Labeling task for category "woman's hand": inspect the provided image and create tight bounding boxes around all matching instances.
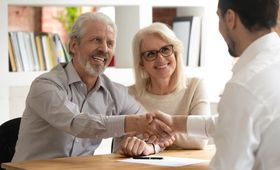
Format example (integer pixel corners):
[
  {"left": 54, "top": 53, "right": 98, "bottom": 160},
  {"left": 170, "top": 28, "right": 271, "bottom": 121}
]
[
  {"left": 117, "top": 136, "right": 155, "bottom": 157},
  {"left": 158, "top": 135, "right": 175, "bottom": 148}
]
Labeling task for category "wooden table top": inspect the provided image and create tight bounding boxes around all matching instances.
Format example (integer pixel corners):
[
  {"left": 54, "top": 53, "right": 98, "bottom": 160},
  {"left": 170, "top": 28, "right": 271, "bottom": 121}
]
[{"left": 2, "top": 145, "right": 215, "bottom": 170}]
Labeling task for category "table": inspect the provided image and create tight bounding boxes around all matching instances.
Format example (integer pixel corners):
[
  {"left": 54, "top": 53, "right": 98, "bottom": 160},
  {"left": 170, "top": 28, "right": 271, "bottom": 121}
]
[{"left": 1, "top": 145, "right": 215, "bottom": 170}]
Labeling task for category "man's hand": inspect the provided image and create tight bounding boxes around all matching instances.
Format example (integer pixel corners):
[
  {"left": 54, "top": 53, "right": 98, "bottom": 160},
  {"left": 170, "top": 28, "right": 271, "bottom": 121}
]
[
  {"left": 124, "top": 114, "right": 174, "bottom": 142},
  {"left": 117, "top": 136, "right": 154, "bottom": 156},
  {"left": 146, "top": 111, "right": 187, "bottom": 134}
]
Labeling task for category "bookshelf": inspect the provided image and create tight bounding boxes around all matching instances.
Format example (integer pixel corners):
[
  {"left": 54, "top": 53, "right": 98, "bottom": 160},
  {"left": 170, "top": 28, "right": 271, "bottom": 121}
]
[{"left": 0, "top": 0, "right": 227, "bottom": 124}]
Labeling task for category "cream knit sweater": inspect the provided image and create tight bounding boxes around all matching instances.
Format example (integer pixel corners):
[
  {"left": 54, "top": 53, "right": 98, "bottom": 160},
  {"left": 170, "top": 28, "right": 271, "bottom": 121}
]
[{"left": 129, "top": 77, "right": 210, "bottom": 149}]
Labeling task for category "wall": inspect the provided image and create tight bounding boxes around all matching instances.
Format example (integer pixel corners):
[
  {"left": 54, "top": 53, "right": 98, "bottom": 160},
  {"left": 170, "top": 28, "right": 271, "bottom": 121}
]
[
  {"left": 8, "top": 6, "right": 41, "bottom": 32},
  {"left": 153, "top": 7, "right": 176, "bottom": 27},
  {"left": 41, "top": 7, "right": 67, "bottom": 43}
]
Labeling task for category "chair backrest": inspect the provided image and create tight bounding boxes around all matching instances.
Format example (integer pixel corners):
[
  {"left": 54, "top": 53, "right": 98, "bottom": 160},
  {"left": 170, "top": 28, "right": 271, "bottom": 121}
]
[{"left": 0, "top": 117, "right": 21, "bottom": 168}]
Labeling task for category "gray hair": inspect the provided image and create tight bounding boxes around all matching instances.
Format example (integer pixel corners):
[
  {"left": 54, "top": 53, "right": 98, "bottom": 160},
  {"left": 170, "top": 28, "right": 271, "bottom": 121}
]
[
  {"left": 68, "top": 12, "right": 117, "bottom": 54},
  {"left": 132, "top": 22, "right": 186, "bottom": 97}
]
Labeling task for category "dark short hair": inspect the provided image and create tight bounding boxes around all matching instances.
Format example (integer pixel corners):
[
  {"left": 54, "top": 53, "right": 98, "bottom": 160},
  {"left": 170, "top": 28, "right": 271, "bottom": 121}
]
[{"left": 218, "top": 0, "right": 279, "bottom": 31}]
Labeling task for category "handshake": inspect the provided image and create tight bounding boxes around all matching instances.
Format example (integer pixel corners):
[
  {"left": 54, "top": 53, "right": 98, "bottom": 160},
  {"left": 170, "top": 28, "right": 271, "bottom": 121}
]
[
  {"left": 125, "top": 111, "right": 187, "bottom": 146},
  {"left": 122, "top": 111, "right": 214, "bottom": 156}
]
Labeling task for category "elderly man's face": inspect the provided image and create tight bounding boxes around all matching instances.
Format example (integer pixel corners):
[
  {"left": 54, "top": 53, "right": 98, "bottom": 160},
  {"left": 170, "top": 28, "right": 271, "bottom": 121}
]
[{"left": 72, "top": 21, "right": 115, "bottom": 76}]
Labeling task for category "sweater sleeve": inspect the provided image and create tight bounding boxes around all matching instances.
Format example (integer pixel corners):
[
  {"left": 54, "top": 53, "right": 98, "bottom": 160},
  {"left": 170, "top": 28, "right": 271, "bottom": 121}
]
[{"left": 169, "top": 78, "right": 211, "bottom": 149}]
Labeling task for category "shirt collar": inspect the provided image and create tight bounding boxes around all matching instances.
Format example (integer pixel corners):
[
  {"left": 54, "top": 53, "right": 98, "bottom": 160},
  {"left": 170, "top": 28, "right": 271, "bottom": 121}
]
[
  {"left": 65, "top": 62, "right": 106, "bottom": 90},
  {"left": 232, "top": 32, "right": 280, "bottom": 75},
  {"left": 65, "top": 62, "right": 82, "bottom": 85}
]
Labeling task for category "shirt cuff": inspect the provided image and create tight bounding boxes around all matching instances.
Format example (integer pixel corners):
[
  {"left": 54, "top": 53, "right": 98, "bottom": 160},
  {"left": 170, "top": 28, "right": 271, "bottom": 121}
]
[
  {"left": 154, "top": 144, "right": 161, "bottom": 154},
  {"left": 187, "top": 115, "right": 208, "bottom": 139},
  {"left": 107, "top": 115, "right": 126, "bottom": 137}
]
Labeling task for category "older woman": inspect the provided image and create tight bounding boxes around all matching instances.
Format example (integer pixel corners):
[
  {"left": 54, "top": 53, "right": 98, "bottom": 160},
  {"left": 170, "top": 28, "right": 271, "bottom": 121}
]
[{"left": 117, "top": 22, "right": 210, "bottom": 156}]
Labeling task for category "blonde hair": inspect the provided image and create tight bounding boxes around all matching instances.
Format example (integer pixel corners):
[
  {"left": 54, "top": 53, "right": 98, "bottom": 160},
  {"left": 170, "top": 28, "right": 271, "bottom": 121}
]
[{"left": 132, "top": 22, "right": 186, "bottom": 97}]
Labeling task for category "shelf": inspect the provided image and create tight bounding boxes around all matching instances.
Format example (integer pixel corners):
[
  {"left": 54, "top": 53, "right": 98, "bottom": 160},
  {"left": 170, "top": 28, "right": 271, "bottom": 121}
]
[
  {"left": 8, "top": 71, "right": 46, "bottom": 86},
  {"left": 5, "top": 0, "right": 207, "bottom": 7}
]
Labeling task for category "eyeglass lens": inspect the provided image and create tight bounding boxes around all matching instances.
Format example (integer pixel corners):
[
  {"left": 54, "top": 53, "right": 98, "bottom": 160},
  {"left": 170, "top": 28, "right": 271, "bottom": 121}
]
[{"left": 142, "top": 44, "right": 173, "bottom": 61}]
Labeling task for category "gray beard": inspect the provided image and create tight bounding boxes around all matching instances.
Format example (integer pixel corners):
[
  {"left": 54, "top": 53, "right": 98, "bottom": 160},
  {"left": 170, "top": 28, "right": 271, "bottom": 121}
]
[
  {"left": 77, "top": 55, "right": 105, "bottom": 76},
  {"left": 84, "top": 61, "right": 105, "bottom": 76}
]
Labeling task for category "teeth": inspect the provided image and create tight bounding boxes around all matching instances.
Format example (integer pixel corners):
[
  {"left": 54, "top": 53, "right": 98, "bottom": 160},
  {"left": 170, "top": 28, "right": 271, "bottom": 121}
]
[
  {"left": 92, "top": 56, "right": 105, "bottom": 62},
  {"left": 156, "top": 64, "right": 167, "bottom": 69}
]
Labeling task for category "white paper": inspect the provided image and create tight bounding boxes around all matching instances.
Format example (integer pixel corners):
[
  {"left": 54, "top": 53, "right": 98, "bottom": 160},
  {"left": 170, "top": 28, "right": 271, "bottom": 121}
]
[{"left": 118, "top": 156, "right": 208, "bottom": 167}]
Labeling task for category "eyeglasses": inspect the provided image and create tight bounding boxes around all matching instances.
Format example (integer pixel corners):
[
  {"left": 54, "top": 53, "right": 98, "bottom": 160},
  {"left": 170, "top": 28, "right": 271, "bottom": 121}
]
[{"left": 141, "top": 44, "right": 174, "bottom": 62}]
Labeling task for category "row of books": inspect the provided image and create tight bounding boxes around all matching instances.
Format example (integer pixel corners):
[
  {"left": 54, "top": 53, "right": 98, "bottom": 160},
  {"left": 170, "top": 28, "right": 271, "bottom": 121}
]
[
  {"left": 8, "top": 32, "right": 71, "bottom": 72},
  {"left": 173, "top": 15, "right": 202, "bottom": 67}
]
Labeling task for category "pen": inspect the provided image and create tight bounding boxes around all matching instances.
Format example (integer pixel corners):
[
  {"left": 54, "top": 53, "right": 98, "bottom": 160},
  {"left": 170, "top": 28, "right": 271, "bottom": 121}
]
[{"left": 132, "top": 156, "right": 163, "bottom": 160}]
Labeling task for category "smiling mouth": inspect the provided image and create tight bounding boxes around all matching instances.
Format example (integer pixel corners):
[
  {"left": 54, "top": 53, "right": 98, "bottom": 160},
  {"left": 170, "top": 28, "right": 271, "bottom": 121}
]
[
  {"left": 155, "top": 63, "right": 169, "bottom": 69},
  {"left": 93, "top": 56, "right": 105, "bottom": 62},
  {"left": 91, "top": 55, "right": 107, "bottom": 63}
]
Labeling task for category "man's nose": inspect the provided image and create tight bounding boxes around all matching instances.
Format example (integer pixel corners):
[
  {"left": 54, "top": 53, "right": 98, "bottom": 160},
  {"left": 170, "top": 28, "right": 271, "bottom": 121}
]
[{"left": 98, "top": 41, "right": 108, "bottom": 52}]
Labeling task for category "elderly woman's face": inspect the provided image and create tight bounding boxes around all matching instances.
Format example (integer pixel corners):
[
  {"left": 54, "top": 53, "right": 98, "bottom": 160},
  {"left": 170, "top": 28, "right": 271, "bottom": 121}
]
[{"left": 140, "top": 34, "right": 176, "bottom": 82}]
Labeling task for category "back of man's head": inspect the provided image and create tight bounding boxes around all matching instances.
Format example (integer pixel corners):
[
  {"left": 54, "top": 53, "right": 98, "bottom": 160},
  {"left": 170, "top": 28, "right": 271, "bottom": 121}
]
[{"left": 218, "top": 0, "right": 279, "bottom": 31}]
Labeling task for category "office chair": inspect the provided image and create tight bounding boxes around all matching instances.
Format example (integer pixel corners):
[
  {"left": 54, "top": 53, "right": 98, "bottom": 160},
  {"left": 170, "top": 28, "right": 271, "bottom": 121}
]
[{"left": 0, "top": 117, "right": 21, "bottom": 169}]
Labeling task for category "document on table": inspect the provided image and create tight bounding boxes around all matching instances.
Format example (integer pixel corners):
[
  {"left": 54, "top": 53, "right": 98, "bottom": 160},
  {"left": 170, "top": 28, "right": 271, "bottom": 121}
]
[{"left": 118, "top": 156, "right": 208, "bottom": 167}]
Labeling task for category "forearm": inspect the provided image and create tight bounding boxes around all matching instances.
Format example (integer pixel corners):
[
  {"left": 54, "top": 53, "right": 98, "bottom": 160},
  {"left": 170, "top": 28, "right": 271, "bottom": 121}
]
[
  {"left": 124, "top": 114, "right": 146, "bottom": 134},
  {"left": 187, "top": 115, "right": 218, "bottom": 138},
  {"left": 170, "top": 134, "right": 208, "bottom": 149},
  {"left": 172, "top": 115, "right": 187, "bottom": 133},
  {"left": 70, "top": 114, "right": 126, "bottom": 138}
]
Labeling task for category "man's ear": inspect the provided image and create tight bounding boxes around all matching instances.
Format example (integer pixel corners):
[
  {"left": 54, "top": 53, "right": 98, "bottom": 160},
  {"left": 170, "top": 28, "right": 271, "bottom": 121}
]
[
  {"left": 224, "top": 9, "right": 237, "bottom": 30},
  {"left": 69, "top": 39, "right": 78, "bottom": 55}
]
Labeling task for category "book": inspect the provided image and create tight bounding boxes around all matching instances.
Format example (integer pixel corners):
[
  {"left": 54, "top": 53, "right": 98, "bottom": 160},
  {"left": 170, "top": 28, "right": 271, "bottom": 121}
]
[
  {"left": 9, "top": 32, "right": 24, "bottom": 72},
  {"left": 8, "top": 31, "right": 66, "bottom": 72},
  {"left": 29, "top": 32, "right": 40, "bottom": 71},
  {"left": 16, "top": 32, "right": 31, "bottom": 71},
  {"left": 62, "top": 43, "right": 71, "bottom": 63},
  {"left": 54, "top": 34, "right": 71, "bottom": 63},
  {"left": 35, "top": 35, "right": 46, "bottom": 71},
  {"left": 8, "top": 34, "right": 17, "bottom": 72},
  {"left": 46, "top": 33, "right": 58, "bottom": 68},
  {"left": 52, "top": 33, "right": 66, "bottom": 63},
  {"left": 40, "top": 33, "right": 52, "bottom": 70},
  {"left": 22, "top": 32, "right": 35, "bottom": 71}
]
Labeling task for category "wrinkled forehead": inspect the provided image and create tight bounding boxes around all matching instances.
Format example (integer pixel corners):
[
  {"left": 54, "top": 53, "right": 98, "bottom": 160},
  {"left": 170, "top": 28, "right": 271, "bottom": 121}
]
[
  {"left": 140, "top": 33, "right": 167, "bottom": 50},
  {"left": 81, "top": 20, "right": 115, "bottom": 39}
]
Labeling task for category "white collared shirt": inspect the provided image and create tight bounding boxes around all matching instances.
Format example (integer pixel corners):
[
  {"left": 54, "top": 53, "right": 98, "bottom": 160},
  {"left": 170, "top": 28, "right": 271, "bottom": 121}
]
[
  {"left": 208, "top": 32, "right": 280, "bottom": 170},
  {"left": 187, "top": 115, "right": 217, "bottom": 139}
]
